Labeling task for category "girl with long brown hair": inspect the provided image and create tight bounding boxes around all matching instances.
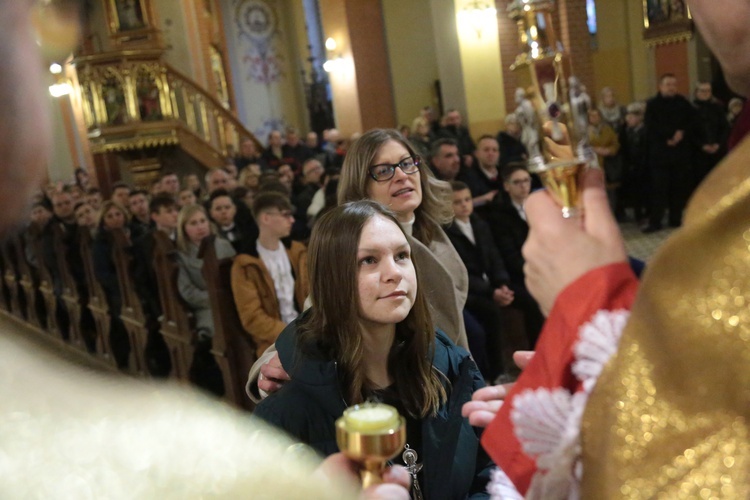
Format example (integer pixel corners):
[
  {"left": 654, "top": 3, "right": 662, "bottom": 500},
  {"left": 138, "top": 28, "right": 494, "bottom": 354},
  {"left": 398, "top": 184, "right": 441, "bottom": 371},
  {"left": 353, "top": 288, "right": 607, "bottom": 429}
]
[{"left": 253, "top": 201, "right": 492, "bottom": 499}]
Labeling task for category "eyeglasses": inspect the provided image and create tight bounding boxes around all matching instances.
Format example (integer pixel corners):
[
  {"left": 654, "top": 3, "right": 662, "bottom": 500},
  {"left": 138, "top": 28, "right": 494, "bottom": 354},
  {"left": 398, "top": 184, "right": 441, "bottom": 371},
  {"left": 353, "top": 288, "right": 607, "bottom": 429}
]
[{"left": 368, "top": 156, "right": 421, "bottom": 182}]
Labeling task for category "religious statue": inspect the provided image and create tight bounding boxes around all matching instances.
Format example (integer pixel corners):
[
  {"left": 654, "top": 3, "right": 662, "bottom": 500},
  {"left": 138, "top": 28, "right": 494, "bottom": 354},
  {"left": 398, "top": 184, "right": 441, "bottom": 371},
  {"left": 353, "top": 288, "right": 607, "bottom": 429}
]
[
  {"left": 514, "top": 87, "right": 541, "bottom": 158},
  {"left": 568, "top": 76, "right": 591, "bottom": 138}
]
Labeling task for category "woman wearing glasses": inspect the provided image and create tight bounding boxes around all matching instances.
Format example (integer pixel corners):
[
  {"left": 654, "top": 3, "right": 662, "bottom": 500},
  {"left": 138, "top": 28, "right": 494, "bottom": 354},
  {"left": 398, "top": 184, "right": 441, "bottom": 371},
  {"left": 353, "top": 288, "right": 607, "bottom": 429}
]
[
  {"left": 253, "top": 201, "right": 492, "bottom": 499},
  {"left": 338, "top": 128, "right": 469, "bottom": 350}
]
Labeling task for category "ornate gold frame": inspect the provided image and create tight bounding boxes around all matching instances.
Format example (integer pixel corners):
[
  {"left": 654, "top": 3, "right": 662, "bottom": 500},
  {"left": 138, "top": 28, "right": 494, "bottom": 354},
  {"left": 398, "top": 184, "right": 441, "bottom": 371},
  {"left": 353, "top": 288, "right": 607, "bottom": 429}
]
[
  {"left": 642, "top": 0, "right": 693, "bottom": 46},
  {"left": 106, "top": 0, "right": 158, "bottom": 46}
]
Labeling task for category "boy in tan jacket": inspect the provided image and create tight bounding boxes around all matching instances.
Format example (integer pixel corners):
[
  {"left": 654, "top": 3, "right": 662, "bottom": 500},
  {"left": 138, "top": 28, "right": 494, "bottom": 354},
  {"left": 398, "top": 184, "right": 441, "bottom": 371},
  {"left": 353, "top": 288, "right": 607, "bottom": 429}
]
[{"left": 231, "top": 192, "right": 308, "bottom": 357}]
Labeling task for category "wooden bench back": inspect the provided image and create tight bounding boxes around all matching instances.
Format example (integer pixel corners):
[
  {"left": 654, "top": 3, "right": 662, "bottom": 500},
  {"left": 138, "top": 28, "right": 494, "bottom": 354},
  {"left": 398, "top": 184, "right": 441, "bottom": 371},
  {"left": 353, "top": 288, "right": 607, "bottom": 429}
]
[
  {"left": 13, "top": 233, "right": 44, "bottom": 329},
  {"left": 51, "top": 223, "right": 87, "bottom": 350},
  {"left": 152, "top": 231, "right": 195, "bottom": 380},
  {"left": 1, "top": 237, "right": 25, "bottom": 319},
  {"left": 79, "top": 229, "right": 114, "bottom": 365},
  {"left": 29, "top": 229, "right": 61, "bottom": 339},
  {"left": 200, "top": 235, "right": 256, "bottom": 410},
  {"left": 110, "top": 228, "right": 149, "bottom": 374}
]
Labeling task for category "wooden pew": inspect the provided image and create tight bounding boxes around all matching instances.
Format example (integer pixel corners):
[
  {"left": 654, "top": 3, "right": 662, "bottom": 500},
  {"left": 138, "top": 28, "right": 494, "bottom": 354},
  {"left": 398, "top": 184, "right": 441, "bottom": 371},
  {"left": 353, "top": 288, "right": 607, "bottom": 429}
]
[
  {"left": 200, "top": 235, "right": 256, "bottom": 411},
  {"left": 0, "top": 244, "right": 9, "bottom": 313},
  {"left": 29, "top": 231, "right": 61, "bottom": 339},
  {"left": 152, "top": 231, "right": 195, "bottom": 381},
  {"left": 79, "top": 229, "right": 115, "bottom": 366},
  {"left": 14, "top": 233, "right": 45, "bottom": 329},
  {"left": 1, "top": 237, "right": 25, "bottom": 319},
  {"left": 110, "top": 228, "right": 149, "bottom": 375},
  {"left": 51, "top": 223, "right": 87, "bottom": 351}
]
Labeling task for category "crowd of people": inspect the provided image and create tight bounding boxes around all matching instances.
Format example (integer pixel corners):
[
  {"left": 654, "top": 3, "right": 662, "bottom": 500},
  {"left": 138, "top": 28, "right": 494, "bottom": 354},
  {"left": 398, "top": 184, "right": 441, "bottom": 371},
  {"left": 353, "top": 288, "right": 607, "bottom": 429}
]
[
  {"left": 579, "top": 77, "right": 736, "bottom": 232},
  {"left": 19, "top": 75, "right": 746, "bottom": 391},
  {"left": 21, "top": 107, "right": 566, "bottom": 388}
]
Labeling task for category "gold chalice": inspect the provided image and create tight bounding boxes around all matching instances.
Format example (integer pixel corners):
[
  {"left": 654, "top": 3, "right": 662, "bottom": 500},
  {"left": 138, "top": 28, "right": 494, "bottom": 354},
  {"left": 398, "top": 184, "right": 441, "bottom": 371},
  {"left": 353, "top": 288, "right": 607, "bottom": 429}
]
[
  {"left": 507, "top": 0, "right": 594, "bottom": 217},
  {"left": 528, "top": 134, "right": 590, "bottom": 219},
  {"left": 529, "top": 158, "right": 586, "bottom": 218},
  {"left": 335, "top": 403, "right": 406, "bottom": 488}
]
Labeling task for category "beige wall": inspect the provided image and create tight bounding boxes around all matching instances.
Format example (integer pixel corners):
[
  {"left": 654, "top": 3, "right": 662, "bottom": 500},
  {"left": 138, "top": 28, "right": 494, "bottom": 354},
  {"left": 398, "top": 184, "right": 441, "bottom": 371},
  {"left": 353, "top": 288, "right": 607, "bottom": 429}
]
[
  {"left": 589, "top": 0, "right": 656, "bottom": 105},
  {"left": 280, "top": 0, "right": 311, "bottom": 133},
  {"left": 625, "top": 0, "right": 655, "bottom": 101},
  {"left": 454, "top": 0, "right": 506, "bottom": 138},
  {"left": 46, "top": 92, "right": 76, "bottom": 183},
  {"left": 591, "top": 0, "right": 632, "bottom": 103},
  {"left": 319, "top": 0, "right": 362, "bottom": 135},
  {"left": 429, "top": 0, "right": 467, "bottom": 117},
  {"left": 156, "top": 0, "right": 198, "bottom": 81},
  {"left": 382, "top": 0, "right": 440, "bottom": 128}
]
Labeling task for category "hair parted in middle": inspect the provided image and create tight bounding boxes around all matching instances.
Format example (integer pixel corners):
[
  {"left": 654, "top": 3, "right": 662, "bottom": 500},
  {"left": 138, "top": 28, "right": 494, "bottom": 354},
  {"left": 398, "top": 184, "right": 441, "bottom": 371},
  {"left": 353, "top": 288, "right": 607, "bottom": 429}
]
[
  {"left": 298, "top": 200, "right": 447, "bottom": 419},
  {"left": 97, "top": 200, "right": 131, "bottom": 231},
  {"left": 337, "top": 128, "right": 453, "bottom": 246},
  {"left": 176, "top": 203, "right": 215, "bottom": 253}
]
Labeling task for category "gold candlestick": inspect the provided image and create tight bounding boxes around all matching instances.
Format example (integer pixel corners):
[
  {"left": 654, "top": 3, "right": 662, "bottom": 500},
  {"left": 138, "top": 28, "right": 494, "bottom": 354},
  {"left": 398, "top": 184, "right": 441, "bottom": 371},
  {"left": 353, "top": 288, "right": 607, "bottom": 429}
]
[
  {"left": 507, "top": 0, "right": 591, "bottom": 218},
  {"left": 335, "top": 403, "right": 406, "bottom": 488}
]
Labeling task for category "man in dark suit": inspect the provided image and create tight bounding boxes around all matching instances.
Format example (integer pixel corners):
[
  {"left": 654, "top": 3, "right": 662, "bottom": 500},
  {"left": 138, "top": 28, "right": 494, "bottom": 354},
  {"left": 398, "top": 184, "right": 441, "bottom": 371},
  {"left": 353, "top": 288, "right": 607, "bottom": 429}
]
[
  {"left": 41, "top": 189, "right": 80, "bottom": 339},
  {"left": 437, "top": 109, "right": 476, "bottom": 168},
  {"left": 281, "top": 127, "right": 314, "bottom": 171},
  {"left": 458, "top": 135, "right": 504, "bottom": 219},
  {"left": 206, "top": 189, "right": 258, "bottom": 254},
  {"left": 485, "top": 165, "right": 545, "bottom": 345},
  {"left": 643, "top": 73, "right": 698, "bottom": 231},
  {"left": 132, "top": 194, "right": 179, "bottom": 320},
  {"left": 131, "top": 194, "right": 178, "bottom": 377},
  {"left": 486, "top": 164, "right": 530, "bottom": 286},
  {"left": 692, "top": 82, "right": 729, "bottom": 188}
]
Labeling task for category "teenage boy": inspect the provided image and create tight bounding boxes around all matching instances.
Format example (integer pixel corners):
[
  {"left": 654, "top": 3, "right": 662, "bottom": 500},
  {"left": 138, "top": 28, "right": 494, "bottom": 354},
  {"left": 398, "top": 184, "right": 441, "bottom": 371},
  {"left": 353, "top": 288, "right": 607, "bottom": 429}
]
[{"left": 231, "top": 192, "right": 308, "bottom": 357}]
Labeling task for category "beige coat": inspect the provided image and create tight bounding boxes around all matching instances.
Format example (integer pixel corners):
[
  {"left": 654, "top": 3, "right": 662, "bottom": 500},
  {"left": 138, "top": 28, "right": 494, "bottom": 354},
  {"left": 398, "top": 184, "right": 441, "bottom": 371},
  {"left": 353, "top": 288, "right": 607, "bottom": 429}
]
[{"left": 410, "top": 227, "right": 469, "bottom": 349}]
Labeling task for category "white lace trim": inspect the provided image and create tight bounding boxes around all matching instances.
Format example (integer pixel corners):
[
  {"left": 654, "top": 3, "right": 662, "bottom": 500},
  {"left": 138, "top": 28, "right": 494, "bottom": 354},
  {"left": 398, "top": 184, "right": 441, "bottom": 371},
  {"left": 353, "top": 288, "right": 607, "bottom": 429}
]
[
  {"left": 488, "top": 468, "right": 524, "bottom": 500},
  {"left": 488, "top": 309, "right": 630, "bottom": 499}
]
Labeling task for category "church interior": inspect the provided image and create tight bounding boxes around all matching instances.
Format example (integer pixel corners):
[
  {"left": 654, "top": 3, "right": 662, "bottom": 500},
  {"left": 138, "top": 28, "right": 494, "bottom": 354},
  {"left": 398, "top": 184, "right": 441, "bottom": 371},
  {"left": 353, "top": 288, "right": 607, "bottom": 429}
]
[{"left": 39, "top": 0, "right": 722, "bottom": 193}]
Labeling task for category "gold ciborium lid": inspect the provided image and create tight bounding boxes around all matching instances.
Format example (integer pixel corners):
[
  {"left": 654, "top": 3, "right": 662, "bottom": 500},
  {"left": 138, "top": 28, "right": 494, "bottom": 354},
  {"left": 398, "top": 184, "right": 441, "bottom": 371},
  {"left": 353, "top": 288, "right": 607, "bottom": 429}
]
[{"left": 335, "top": 402, "right": 406, "bottom": 488}]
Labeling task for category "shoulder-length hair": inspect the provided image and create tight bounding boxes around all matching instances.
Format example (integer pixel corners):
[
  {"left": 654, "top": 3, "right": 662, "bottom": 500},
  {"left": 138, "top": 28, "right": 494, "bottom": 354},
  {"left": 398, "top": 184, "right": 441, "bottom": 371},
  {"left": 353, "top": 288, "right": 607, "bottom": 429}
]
[
  {"left": 337, "top": 129, "right": 453, "bottom": 246},
  {"left": 299, "top": 200, "right": 447, "bottom": 418},
  {"left": 176, "top": 204, "right": 214, "bottom": 253},
  {"left": 97, "top": 200, "right": 131, "bottom": 231}
]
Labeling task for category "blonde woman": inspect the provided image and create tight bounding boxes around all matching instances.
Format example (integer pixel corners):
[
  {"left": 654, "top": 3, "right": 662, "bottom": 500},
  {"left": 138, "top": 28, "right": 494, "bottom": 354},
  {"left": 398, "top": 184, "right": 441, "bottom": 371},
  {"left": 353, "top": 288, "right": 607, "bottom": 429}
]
[{"left": 175, "top": 204, "right": 236, "bottom": 340}]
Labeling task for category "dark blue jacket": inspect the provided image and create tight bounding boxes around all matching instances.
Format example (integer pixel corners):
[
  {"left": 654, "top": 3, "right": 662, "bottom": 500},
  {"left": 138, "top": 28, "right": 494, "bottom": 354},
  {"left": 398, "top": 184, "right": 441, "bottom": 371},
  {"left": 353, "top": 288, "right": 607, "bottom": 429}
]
[{"left": 254, "top": 317, "right": 493, "bottom": 499}]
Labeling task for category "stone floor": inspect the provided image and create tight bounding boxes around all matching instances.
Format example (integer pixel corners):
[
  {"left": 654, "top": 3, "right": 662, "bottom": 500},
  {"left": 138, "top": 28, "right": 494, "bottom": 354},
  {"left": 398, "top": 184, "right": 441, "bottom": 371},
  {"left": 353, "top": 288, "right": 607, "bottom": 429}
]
[{"left": 620, "top": 221, "right": 676, "bottom": 262}]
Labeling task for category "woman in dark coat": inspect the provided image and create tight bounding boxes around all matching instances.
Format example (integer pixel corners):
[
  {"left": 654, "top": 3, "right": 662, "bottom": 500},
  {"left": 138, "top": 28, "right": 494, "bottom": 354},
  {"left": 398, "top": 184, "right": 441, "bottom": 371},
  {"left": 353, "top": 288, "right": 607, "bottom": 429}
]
[
  {"left": 254, "top": 201, "right": 493, "bottom": 499},
  {"left": 92, "top": 200, "right": 132, "bottom": 369}
]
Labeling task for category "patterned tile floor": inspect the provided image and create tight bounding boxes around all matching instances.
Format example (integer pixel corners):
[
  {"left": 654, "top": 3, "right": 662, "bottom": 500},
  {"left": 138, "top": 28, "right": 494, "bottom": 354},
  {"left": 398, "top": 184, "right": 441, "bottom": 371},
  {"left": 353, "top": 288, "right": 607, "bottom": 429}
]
[{"left": 620, "top": 221, "right": 676, "bottom": 262}]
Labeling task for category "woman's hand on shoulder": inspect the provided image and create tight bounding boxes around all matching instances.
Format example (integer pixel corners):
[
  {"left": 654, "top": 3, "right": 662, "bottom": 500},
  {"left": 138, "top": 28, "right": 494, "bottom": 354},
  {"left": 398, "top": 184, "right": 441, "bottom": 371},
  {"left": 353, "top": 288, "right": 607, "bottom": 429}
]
[{"left": 258, "top": 352, "right": 290, "bottom": 394}]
